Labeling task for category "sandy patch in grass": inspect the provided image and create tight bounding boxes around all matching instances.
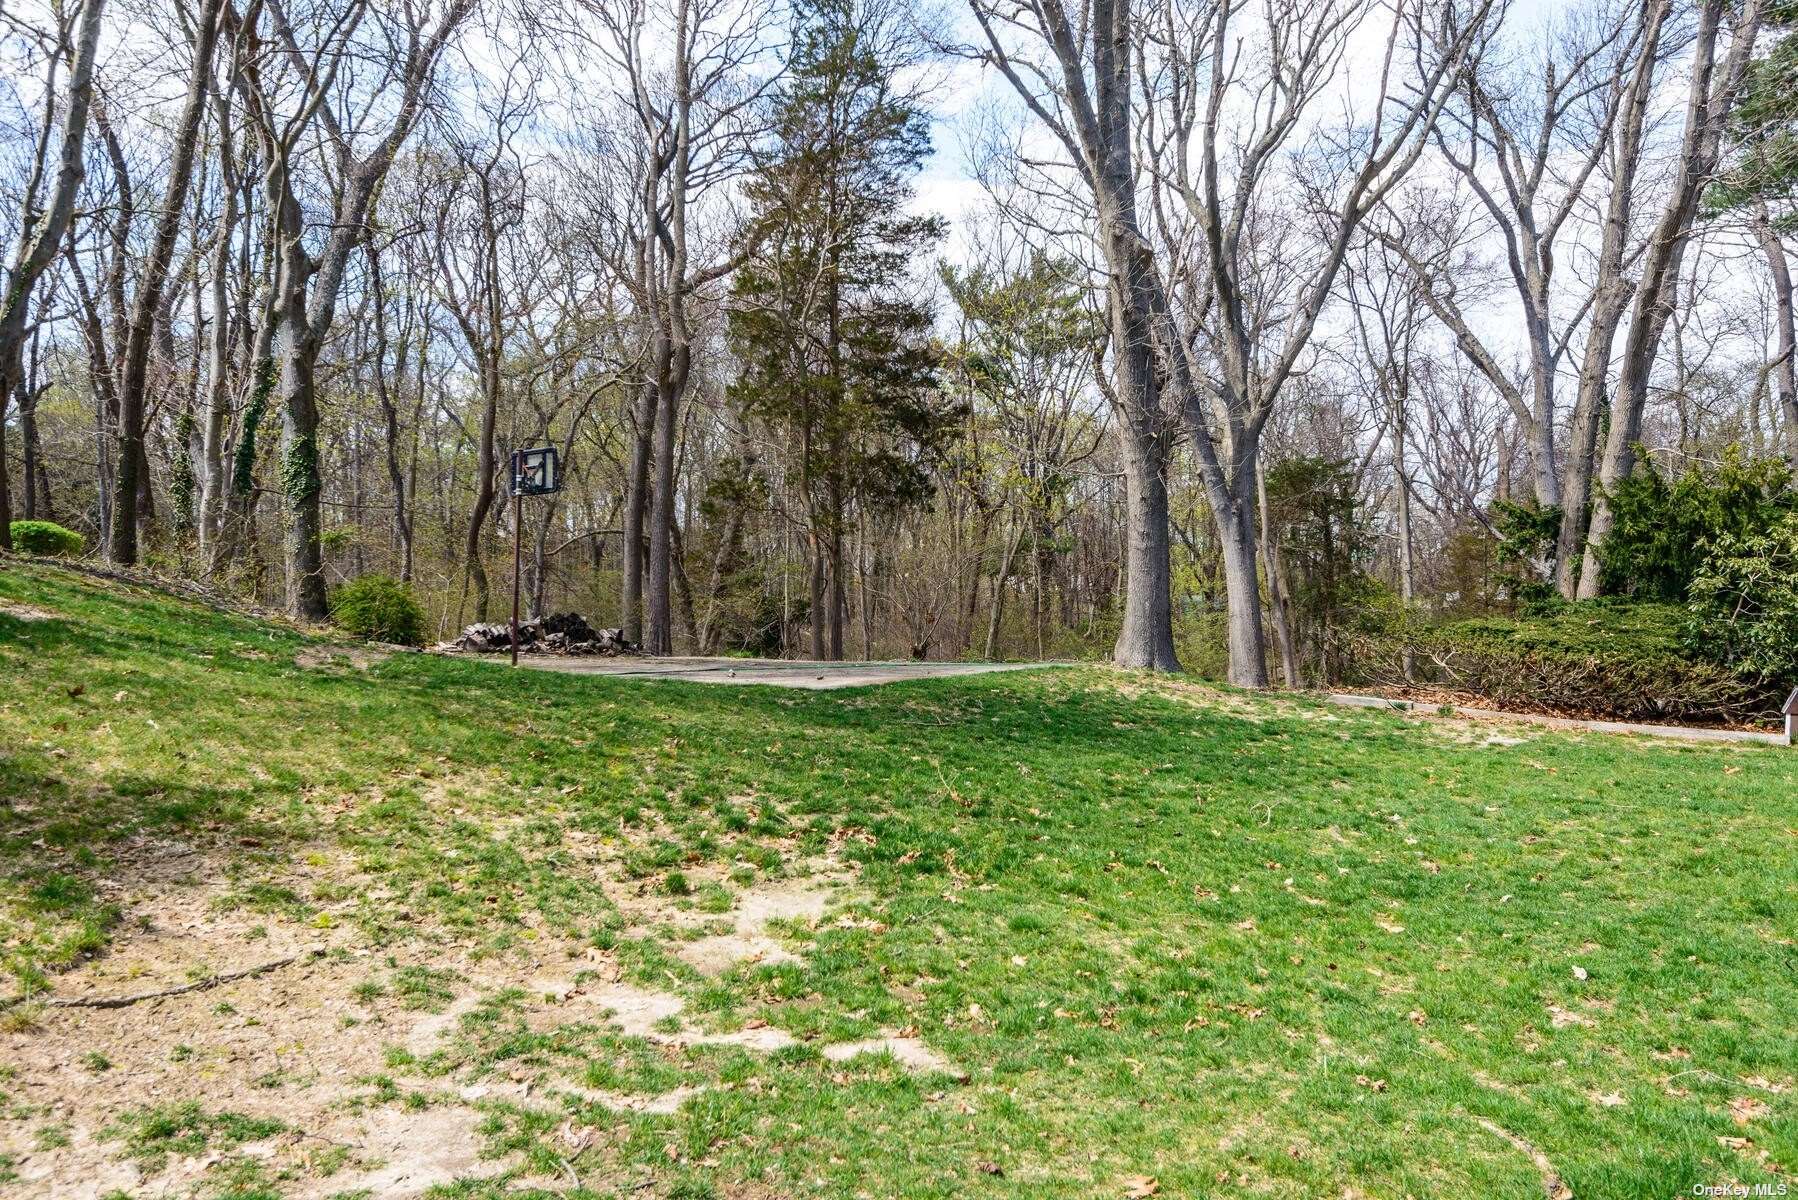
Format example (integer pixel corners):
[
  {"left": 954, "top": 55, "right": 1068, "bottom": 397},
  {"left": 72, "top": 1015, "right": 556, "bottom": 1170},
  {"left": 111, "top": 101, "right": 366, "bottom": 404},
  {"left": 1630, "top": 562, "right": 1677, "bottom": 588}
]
[
  {"left": 613, "top": 858, "right": 857, "bottom": 978},
  {"left": 0, "top": 600, "right": 62, "bottom": 621},
  {"left": 0, "top": 940, "right": 522, "bottom": 1199},
  {"left": 673, "top": 875, "right": 843, "bottom": 976},
  {"left": 822, "top": 1032, "right": 956, "bottom": 1073},
  {"left": 288, "top": 1104, "right": 502, "bottom": 1199},
  {"left": 0, "top": 828, "right": 945, "bottom": 1197},
  {"left": 293, "top": 644, "right": 390, "bottom": 671},
  {"left": 0, "top": 842, "right": 515, "bottom": 1198}
]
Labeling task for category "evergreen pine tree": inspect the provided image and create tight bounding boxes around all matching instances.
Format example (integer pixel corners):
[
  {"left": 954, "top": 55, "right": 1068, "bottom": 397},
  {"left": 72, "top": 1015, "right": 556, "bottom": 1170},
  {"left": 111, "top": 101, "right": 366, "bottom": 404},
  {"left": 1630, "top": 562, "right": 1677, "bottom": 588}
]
[{"left": 728, "top": 0, "right": 958, "bottom": 660}]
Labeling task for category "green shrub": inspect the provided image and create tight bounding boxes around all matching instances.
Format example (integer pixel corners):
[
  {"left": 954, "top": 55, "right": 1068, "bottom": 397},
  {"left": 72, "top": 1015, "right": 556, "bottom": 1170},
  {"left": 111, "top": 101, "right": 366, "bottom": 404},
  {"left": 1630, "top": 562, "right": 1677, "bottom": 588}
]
[
  {"left": 1686, "top": 510, "right": 1798, "bottom": 698},
  {"left": 1491, "top": 499, "right": 1563, "bottom": 609},
  {"left": 328, "top": 575, "right": 425, "bottom": 646},
  {"left": 1339, "top": 601, "right": 1780, "bottom": 724},
  {"left": 9, "top": 520, "right": 84, "bottom": 557},
  {"left": 1596, "top": 451, "right": 1793, "bottom": 601}
]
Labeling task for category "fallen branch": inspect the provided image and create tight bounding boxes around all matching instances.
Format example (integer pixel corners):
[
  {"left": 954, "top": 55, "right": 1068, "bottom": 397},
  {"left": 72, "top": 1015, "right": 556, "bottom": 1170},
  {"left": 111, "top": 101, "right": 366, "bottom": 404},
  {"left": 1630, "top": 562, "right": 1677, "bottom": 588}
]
[
  {"left": 1474, "top": 1117, "right": 1572, "bottom": 1200},
  {"left": 40, "top": 949, "right": 323, "bottom": 1009},
  {"left": 557, "top": 1156, "right": 581, "bottom": 1191}
]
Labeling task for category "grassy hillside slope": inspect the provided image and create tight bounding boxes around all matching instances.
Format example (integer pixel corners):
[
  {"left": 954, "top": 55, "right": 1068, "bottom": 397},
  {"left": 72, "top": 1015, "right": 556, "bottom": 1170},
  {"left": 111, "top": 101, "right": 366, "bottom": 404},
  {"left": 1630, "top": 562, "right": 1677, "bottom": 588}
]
[{"left": 0, "top": 561, "right": 1794, "bottom": 1199}]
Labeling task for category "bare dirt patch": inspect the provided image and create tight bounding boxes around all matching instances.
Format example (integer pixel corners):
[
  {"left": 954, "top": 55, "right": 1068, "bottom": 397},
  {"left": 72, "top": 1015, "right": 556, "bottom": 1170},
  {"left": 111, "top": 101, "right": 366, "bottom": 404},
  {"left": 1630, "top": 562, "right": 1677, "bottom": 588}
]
[
  {"left": 822, "top": 1033, "right": 957, "bottom": 1074},
  {"left": 293, "top": 644, "right": 390, "bottom": 671},
  {"left": 613, "top": 859, "right": 857, "bottom": 979},
  {"left": 1, "top": 942, "right": 518, "bottom": 1198},
  {"left": 0, "top": 832, "right": 949, "bottom": 1196},
  {"left": 289, "top": 1104, "right": 503, "bottom": 1200},
  {"left": 0, "top": 842, "right": 520, "bottom": 1197},
  {"left": 0, "top": 600, "right": 62, "bottom": 622}
]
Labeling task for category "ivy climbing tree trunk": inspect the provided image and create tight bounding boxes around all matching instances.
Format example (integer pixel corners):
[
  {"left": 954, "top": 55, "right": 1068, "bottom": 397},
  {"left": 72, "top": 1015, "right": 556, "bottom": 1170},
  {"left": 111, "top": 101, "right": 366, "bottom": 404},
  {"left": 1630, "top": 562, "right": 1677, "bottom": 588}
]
[{"left": 226, "top": 0, "right": 472, "bottom": 618}]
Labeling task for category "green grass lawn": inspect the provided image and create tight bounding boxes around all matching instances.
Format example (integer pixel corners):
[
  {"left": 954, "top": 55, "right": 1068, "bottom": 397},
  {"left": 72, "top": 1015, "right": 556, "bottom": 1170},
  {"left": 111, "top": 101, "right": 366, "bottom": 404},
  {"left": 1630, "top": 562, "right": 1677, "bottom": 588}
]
[{"left": 1, "top": 560, "right": 1795, "bottom": 1199}]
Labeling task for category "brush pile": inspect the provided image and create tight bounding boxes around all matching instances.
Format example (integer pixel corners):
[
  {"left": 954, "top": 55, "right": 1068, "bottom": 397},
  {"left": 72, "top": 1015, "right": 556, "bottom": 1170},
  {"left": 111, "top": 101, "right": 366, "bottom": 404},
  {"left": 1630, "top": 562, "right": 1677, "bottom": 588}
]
[{"left": 440, "top": 612, "right": 635, "bottom": 656}]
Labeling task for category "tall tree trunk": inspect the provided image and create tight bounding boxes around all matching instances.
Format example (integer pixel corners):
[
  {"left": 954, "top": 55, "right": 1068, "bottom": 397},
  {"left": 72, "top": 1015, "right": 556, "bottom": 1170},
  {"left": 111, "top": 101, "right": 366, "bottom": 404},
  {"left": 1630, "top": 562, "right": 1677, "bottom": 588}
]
[
  {"left": 108, "top": 0, "right": 223, "bottom": 563},
  {"left": 212, "top": 294, "right": 276, "bottom": 579},
  {"left": 808, "top": 532, "right": 826, "bottom": 660},
  {"left": 829, "top": 536, "right": 846, "bottom": 661},
  {"left": 1033, "top": 513, "right": 1051, "bottom": 661},
  {"left": 621, "top": 377, "right": 654, "bottom": 643},
  {"left": 961, "top": 519, "right": 985, "bottom": 656},
  {"left": 1108, "top": 311, "right": 1179, "bottom": 671},
  {"left": 19, "top": 379, "right": 44, "bottom": 519},
  {"left": 1215, "top": 460, "right": 1269, "bottom": 688},
  {"left": 670, "top": 516, "right": 696, "bottom": 652},
  {"left": 863, "top": 510, "right": 877, "bottom": 662},
  {"left": 1257, "top": 463, "right": 1300, "bottom": 688},
  {"left": 274, "top": 305, "right": 328, "bottom": 619},
  {"left": 1755, "top": 209, "right": 1798, "bottom": 473},
  {"left": 1554, "top": 335, "right": 1615, "bottom": 598},
  {"left": 646, "top": 337, "right": 684, "bottom": 655},
  {"left": 1579, "top": 0, "right": 1760, "bottom": 599},
  {"left": 368, "top": 245, "right": 414, "bottom": 579},
  {"left": 462, "top": 359, "right": 497, "bottom": 620},
  {"left": 197, "top": 144, "right": 245, "bottom": 556},
  {"left": 1393, "top": 412, "right": 1417, "bottom": 681},
  {"left": 984, "top": 523, "right": 1024, "bottom": 661},
  {"left": 1548, "top": 3, "right": 1670, "bottom": 598},
  {"left": 0, "top": 0, "right": 107, "bottom": 553}
]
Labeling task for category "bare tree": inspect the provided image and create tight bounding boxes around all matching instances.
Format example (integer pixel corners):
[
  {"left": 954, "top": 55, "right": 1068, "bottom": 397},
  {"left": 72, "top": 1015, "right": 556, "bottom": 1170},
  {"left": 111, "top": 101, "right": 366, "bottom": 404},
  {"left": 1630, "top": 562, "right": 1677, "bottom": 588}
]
[
  {"left": 1378, "top": 0, "right": 1648, "bottom": 546},
  {"left": 427, "top": 65, "right": 536, "bottom": 622},
  {"left": 1576, "top": 0, "right": 1764, "bottom": 598},
  {"left": 963, "top": 0, "right": 1184, "bottom": 670},
  {"left": 579, "top": 0, "right": 774, "bottom": 654},
  {"left": 107, "top": 0, "right": 226, "bottom": 563},
  {"left": 1752, "top": 206, "right": 1798, "bottom": 471},
  {"left": 223, "top": 0, "right": 472, "bottom": 618},
  {"left": 192, "top": 51, "right": 250, "bottom": 558},
  {"left": 0, "top": 0, "right": 106, "bottom": 553},
  {"left": 1139, "top": 0, "right": 1496, "bottom": 685}
]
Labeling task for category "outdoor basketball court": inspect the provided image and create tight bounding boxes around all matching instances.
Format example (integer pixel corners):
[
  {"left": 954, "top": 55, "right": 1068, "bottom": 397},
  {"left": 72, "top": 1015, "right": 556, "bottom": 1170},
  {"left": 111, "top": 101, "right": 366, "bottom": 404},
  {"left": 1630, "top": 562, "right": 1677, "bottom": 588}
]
[{"left": 503, "top": 656, "right": 1053, "bottom": 690}]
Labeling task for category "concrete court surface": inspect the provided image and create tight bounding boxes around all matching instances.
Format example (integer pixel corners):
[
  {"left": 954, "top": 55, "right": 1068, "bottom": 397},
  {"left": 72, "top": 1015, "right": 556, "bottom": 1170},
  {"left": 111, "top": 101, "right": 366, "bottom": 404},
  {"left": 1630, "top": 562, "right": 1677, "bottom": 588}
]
[{"left": 496, "top": 655, "right": 1055, "bottom": 690}]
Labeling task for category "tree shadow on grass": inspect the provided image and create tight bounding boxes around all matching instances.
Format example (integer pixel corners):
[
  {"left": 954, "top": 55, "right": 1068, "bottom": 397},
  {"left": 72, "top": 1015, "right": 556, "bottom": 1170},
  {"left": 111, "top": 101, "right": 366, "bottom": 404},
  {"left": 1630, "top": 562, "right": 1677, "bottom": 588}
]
[{"left": 0, "top": 753, "right": 303, "bottom": 997}]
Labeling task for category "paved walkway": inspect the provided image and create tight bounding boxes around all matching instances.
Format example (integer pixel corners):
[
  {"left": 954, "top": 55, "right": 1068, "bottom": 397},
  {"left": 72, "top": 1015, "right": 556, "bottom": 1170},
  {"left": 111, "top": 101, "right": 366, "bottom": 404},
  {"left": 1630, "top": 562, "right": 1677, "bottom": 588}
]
[{"left": 503, "top": 655, "right": 1055, "bottom": 690}]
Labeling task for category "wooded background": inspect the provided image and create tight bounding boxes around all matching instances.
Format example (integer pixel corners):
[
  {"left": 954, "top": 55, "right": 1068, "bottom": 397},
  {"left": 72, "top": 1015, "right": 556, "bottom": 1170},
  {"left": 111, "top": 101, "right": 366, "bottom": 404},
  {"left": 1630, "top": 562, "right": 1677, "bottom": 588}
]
[{"left": 4, "top": 0, "right": 1796, "bottom": 691}]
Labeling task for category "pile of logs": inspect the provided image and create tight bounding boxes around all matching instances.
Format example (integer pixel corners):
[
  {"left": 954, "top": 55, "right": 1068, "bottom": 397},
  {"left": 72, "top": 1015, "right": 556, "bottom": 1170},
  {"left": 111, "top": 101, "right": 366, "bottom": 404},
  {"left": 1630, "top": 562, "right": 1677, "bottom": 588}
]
[{"left": 439, "top": 612, "right": 636, "bottom": 656}]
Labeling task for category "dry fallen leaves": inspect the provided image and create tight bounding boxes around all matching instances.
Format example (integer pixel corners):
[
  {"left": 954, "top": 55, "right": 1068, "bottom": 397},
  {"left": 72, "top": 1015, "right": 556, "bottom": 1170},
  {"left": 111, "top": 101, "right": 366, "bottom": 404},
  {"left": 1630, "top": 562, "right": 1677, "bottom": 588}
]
[
  {"left": 1120, "top": 1175, "right": 1160, "bottom": 1198},
  {"left": 1730, "top": 1096, "right": 1771, "bottom": 1124}
]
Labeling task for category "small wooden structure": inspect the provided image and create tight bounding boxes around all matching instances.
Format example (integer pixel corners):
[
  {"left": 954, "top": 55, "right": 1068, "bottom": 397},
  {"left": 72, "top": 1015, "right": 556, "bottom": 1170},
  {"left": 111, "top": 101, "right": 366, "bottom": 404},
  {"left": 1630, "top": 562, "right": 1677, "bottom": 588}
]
[{"left": 1786, "top": 689, "right": 1798, "bottom": 746}]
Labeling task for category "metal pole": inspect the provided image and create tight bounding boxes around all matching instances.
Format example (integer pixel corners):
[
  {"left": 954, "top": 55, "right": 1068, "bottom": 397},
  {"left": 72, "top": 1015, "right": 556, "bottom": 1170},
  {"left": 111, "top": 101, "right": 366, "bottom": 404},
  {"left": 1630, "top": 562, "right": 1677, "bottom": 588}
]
[{"left": 510, "top": 485, "right": 522, "bottom": 667}]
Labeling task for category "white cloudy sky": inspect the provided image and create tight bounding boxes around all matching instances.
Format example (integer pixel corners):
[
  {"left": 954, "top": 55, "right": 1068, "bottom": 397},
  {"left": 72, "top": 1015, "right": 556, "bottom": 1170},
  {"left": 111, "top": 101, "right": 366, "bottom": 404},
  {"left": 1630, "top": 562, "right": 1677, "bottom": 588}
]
[{"left": 909, "top": 0, "right": 1575, "bottom": 259}]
